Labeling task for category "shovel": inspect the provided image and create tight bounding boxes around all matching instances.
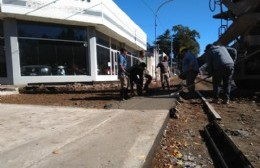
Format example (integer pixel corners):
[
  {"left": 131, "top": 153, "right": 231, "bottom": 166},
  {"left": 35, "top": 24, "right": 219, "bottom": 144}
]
[{"left": 170, "top": 76, "right": 210, "bottom": 98}]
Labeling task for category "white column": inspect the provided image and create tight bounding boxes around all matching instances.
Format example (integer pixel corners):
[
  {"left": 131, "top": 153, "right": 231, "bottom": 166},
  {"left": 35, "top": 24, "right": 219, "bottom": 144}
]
[{"left": 88, "top": 27, "right": 98, "bottom": 80}]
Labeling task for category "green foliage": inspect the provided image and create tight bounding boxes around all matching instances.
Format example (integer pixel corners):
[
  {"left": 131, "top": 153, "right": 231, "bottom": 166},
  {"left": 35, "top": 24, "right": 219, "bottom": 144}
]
[
  {"left": 156, "top": 29, "right": 172, "bottom": 55},
  {"left": 172, "top": 25, "right": 200, "bottom": 59},
  {"left": 155, "top": 24, "right": 200, "bottom": 61}
]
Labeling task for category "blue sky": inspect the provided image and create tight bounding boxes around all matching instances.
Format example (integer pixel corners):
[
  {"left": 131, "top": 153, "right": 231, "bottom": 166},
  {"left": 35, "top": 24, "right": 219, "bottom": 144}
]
[{"left": 113, "top": 0, "right": 225, "bottom": 56}]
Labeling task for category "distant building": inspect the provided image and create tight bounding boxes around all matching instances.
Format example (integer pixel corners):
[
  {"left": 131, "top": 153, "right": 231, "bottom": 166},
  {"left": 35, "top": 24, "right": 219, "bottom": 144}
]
[{"left": 0, "top": 0, "right": 147, "bottom": 85}]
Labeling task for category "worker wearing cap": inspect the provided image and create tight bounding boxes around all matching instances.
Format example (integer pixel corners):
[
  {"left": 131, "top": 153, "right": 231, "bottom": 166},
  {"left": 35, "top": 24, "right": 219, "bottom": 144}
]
[{"left": 179, "top": 47, "right": 200, "bottom": 99}]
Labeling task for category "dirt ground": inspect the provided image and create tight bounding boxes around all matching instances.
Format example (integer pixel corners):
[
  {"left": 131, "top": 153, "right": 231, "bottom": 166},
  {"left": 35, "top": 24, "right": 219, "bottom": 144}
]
[
  {"left": 152, "top": 81, "right": 260, "bottom": 168},
  {"left": 0, "top": 77, "right": 259, "bottom": 167}
]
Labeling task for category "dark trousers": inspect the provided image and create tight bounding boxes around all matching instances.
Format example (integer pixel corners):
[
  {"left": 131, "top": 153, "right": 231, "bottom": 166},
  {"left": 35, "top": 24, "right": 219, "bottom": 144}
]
[
  {"left": 186, "top": 71, "right": 198, "bottom": 97},
  {"left": 143, "top": 73, "right": 152, "bottom": 91},
  {"left": 130, "top": 76, "right": 143, "bottom": 96},
  {"left": 212, "top": 65, "right": 234, "bottom": 100}
]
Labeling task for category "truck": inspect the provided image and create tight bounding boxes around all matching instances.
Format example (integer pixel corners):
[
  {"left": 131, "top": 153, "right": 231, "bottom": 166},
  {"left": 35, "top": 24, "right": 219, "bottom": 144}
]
[{"left": 209, "top": 0, "right": 260, "bottom": 89}]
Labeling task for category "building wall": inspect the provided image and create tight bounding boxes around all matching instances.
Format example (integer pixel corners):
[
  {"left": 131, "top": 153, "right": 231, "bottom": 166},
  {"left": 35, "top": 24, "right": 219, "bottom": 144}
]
[
  {"left": 0, "top": 0, "right": 146, "bottom": 50},
  {"left": 0, "top": 0, "right": 146, "bottom": 85}
]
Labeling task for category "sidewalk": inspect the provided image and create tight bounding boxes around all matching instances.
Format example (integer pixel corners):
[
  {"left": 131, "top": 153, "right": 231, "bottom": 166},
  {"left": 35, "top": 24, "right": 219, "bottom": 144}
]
[{"left": 0, "top": 94, "right": 176, "bottom": 168}]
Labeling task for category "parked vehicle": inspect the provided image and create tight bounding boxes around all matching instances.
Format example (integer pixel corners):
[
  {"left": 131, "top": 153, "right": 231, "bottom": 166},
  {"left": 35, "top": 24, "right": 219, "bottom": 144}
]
[{"left": 21, "top": 65, "right": 52, "bottom": 76}]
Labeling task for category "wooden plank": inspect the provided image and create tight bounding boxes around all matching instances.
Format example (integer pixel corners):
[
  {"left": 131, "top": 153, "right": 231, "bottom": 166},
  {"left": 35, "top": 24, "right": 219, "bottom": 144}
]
[{"left": 197, "top": 91, "right": 222, "bottom": 120}]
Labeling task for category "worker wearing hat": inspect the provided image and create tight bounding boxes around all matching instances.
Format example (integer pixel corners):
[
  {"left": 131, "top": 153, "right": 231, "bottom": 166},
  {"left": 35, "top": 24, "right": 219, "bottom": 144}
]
[
  {"left": 179, "top": 46, "right": 200, "bottom": 99},
  {"left": 179, "top": 47, "right": 188, "bottom": 54}
]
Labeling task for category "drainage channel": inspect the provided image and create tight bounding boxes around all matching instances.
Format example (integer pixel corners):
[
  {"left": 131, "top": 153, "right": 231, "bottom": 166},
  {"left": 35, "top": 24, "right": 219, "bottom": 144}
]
[{"left": 197, "top": 91, "right": 254, "bottom": 168}]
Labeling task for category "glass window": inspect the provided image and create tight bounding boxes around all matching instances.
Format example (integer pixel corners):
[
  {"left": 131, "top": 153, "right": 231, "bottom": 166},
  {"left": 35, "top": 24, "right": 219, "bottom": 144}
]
[
  {"left": 96, "top": 31, "right": 109, "bottom": 47},
  {"left": 19, "top": 39, "right": 89, "bottom": 76},
  {"left": 18, "top": 21, "right": 87, "bottom": 41},
  {"left": 0, "top": 21, "right": 3, "bottom": 37},
  {"left": 111, "top": 51, "right": 118, "bottom": 75},
  {"left": 0, "top": 39, "right": 6, "bottom": 77},
  {"left": 97, "top": 45, "right": 111, "bottom": 75},
  {"left": 17, "top": 21, "right": 89, "bottom": 76},
  {"left": 111, "top": 38, "right": 119, "bottom": 50},
  {"left": 0, "top": 20, "right": 6, "bottom": 77}
]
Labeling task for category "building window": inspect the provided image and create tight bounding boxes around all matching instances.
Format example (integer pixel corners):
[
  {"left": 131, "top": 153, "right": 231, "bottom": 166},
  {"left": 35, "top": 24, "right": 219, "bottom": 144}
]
[
  {"left": 111, "top": 50, "right": 118, "bottom": 75},
  {"left": 95, "top": 31, "right": 139, "bottom": 76},
  {"left": 97, "top": 45, "right": 111, "bottom": 75},
  {"left": 17, "top": 21, "right": 89, "bottom": 76},
  {"left": 96, "top": 31, "right": 109, "bottom": 47},
  {"left": 0, "top": 39, "right": 6, "bottom": 77},
  {"left": 18, "top": 21, "right": 87, "bottom": 41},
  {"left": 96, "top": 31, "right": 113, "bottom": 75},
  {"left": 0, "top": 20, "right": 6, "bottom": 77},
  {"left": 111, "top": 38, "right": 119, "bottom": 50}
]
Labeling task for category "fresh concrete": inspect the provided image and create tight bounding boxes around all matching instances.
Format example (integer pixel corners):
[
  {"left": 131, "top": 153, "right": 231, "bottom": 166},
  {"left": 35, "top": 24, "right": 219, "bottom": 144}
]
[{"left": 0, "top": 94, "right": 176, "bottom": 168}]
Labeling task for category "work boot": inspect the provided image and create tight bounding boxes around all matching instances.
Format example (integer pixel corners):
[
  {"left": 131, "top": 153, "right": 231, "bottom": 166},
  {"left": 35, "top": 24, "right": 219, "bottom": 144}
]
[
  {"left": 137, "top": 84, "right": 143, "bottom": 96},
  {"left": 123, "top": 88, "right": 129, "bottom": 100},
  {"left": 120, "top": 89, "right": 125, "bottom": 101}
]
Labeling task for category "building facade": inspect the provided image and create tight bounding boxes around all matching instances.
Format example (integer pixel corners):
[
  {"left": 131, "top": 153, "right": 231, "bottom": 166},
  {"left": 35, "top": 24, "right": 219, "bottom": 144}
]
[{"left": 0, "top": 0, "right": 147, "bottom": 85}]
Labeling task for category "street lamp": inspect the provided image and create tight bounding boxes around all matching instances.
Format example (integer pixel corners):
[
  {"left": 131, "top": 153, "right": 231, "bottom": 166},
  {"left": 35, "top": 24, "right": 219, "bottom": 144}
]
[
  {"left": 154, "top": 0, "right": 173, "bottom": 80},
  {"left": 170, "top": 36, "right": 174, "bottom": 76}
]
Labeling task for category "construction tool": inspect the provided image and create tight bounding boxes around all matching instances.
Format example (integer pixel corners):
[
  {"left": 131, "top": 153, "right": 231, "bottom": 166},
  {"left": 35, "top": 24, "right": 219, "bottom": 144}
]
[{"left": 170, "top": 76, "right": 211, "bottom": 98}]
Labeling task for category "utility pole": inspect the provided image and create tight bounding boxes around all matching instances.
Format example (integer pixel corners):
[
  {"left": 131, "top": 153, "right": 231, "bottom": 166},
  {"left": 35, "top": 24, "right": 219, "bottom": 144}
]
[
  {"left": 154, "top": 0, "right": 173, "bottom": 80},
  {"left": 170, "top": 36, "right": 174, "bottom": 77}
]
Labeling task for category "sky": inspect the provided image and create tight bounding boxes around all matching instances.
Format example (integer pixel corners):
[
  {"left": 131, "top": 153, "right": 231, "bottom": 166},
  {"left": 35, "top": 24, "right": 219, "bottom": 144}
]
[{"left": 113, "top": 0, "right": 226, "bottom": 56}]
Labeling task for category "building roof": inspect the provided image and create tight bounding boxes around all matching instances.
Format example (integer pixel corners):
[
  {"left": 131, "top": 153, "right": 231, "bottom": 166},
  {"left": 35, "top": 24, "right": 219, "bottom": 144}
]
[{"left": 0, "top": 0, "right": 147, "bottom": 50}]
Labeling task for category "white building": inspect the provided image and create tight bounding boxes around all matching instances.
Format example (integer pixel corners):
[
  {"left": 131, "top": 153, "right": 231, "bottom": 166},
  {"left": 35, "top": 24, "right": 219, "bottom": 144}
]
[{"left": 0, "top": 0, "right": 147, "bottom": 85}]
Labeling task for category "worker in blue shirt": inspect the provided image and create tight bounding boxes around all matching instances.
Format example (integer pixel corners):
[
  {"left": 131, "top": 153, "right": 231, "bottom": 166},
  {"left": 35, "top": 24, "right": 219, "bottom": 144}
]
[
  {"left": 118, "top": 48, "right": 129, "bottom": 100},
  {"left": 179, "top": 47, "right": 200, "bottom": 99}
]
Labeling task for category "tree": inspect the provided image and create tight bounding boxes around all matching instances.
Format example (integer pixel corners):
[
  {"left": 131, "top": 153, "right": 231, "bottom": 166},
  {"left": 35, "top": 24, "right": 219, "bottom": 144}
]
[
  {"left": 155, "top": 25, "right": 200, "bottom": 61},
  {"left": 156, "top": 29, "right": 172, "bottom": 55},
  {"left": 172, "top": 25, "right": 200, "bottom": 60}
]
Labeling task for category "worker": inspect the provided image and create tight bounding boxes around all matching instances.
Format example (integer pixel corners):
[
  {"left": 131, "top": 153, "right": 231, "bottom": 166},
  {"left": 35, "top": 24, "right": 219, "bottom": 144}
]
[
  {"left": 128, "top": 62, "right": 147, "bottom": 96},
  {"left": 137, "top": 50, "right": 152, "bottom": 93},
  {"left": 118, "top": 48, "right": 129, "bottom": 100},
  {"left": 157, "top": 55, "right": 170, "bottom": 91},
  {"left": 179, "top": 47, "right": 200, "bottom": 99},
  {"left": 204, "top": 43, "right": 237, "bottom": 104}
]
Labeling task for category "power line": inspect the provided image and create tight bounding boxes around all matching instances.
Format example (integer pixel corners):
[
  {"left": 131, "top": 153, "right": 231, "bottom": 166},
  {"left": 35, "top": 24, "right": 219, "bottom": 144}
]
[
  {"left": 141, "top": 0, "right": 155, "bottom": 15},
  {"left": 141, "top": 0, "right": 172, "bottom": 42}
]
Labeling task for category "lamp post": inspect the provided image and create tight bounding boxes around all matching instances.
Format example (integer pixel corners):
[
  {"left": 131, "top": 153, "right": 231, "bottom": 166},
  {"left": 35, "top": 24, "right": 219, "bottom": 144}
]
[
  {"left": 154, "top": 0, "right": 173, "bottom": 80},
  {"left": 170, "top": 36, "right": 174, "bottom": 77}
]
